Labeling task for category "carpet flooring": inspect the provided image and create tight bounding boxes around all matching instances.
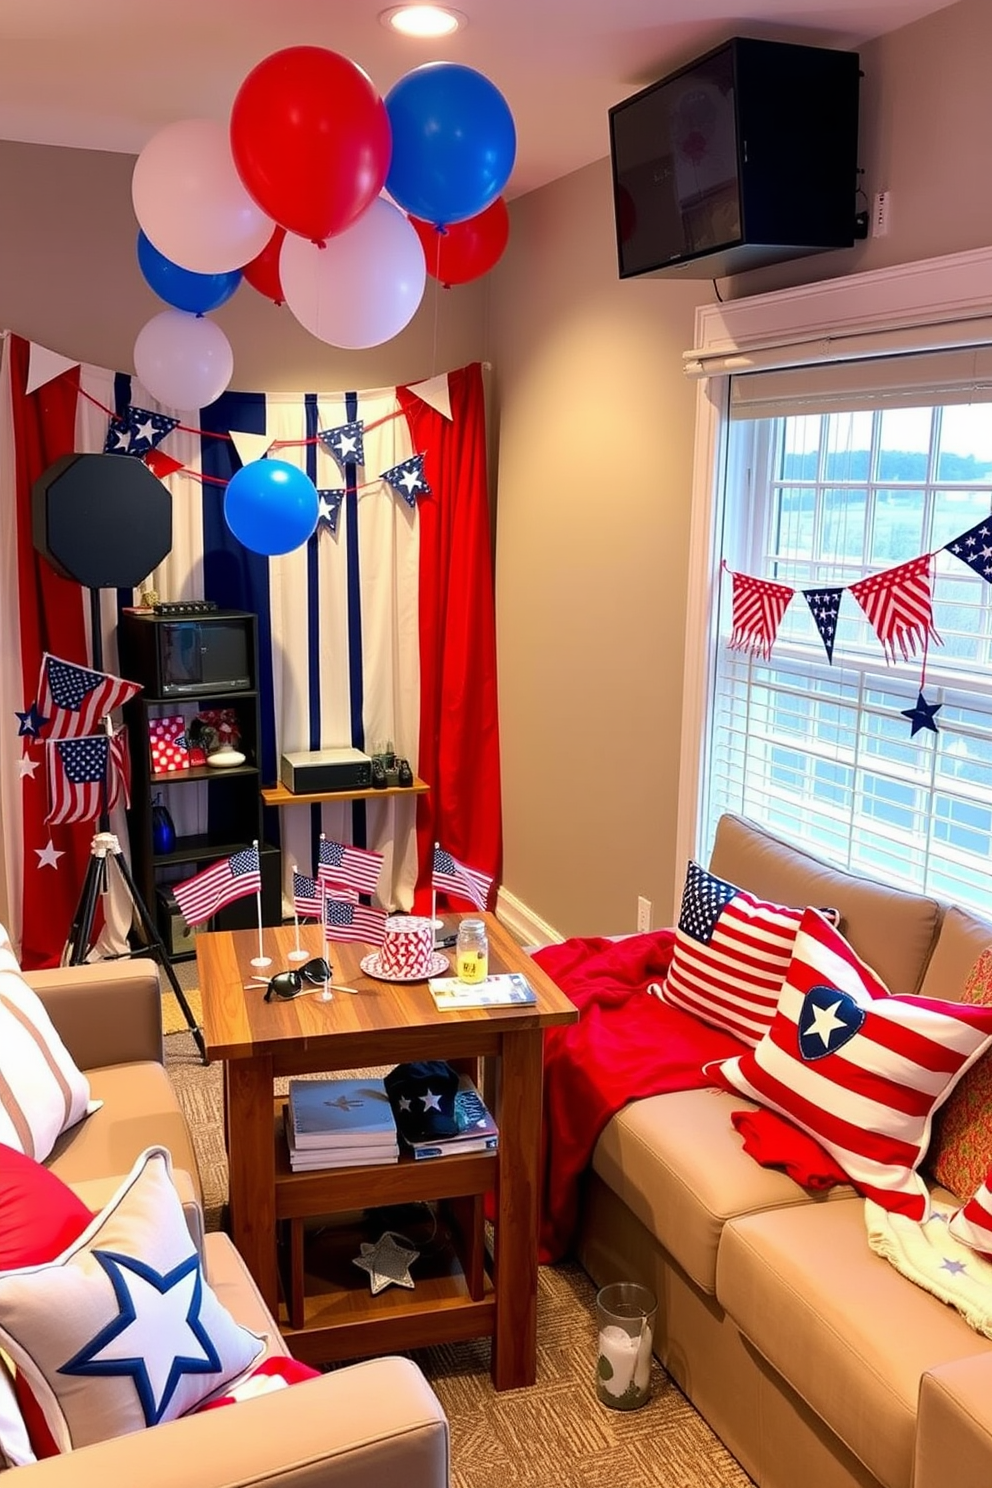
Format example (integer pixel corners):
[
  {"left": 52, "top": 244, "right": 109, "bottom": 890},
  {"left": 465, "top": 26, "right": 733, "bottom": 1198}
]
[{"left": 163, "top": 1022, "right": 753, "bottom": 1488}]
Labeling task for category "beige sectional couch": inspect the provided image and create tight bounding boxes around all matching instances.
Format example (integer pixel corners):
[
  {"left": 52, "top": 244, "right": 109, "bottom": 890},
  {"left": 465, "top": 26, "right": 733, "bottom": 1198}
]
[
  {"left": 10, "top": 956, "right": 449, "bottom": 1487},
  {"left": 575, "top": 813, "right": 992, "bottom": 1488}
]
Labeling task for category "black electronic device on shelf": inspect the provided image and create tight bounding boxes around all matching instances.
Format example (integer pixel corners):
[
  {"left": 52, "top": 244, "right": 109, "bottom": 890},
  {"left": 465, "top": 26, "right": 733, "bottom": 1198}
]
[
  {"left": 118, "top": 608, "right": 281, "bottom": 957},
  {"left": 119, "top": 608, "right": 254, "bottom": 697}
]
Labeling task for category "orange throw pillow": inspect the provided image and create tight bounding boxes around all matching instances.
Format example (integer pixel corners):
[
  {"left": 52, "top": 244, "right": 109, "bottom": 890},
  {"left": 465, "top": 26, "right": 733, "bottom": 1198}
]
[{"left": 929, "top": 948, "right": 992, "bottom": 1201}]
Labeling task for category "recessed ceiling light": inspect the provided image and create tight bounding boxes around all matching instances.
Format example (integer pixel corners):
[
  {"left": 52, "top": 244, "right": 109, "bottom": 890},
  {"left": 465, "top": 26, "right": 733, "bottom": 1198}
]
[{"left": 381, "top": 5, "right": 466, "bottom": 38}]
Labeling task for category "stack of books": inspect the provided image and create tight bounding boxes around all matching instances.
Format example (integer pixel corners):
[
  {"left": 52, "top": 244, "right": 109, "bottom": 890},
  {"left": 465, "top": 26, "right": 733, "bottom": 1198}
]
[
  {"left": 403, "top": 1073, "right": 499, "bottom": 1160},
  {"left": 284, "top": 1076, "right": 400, "bottom": 1171}
]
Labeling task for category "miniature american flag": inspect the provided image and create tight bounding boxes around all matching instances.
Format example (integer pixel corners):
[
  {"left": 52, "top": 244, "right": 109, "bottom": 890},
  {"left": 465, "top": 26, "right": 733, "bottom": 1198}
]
[
  {"left": 292, "top": 871, "right": 324, "bottom": 919},
  {"left": 36, "top": 654, "right": 141, "bottom": 740},
  {"left": 432, "top": 847, "right": 492, "bottom": 912},
  {"left": 317, "top": 836, "right": 383, "bottom": 896},
  {"left": 173, "top": 846, "right": 260, "bottom": 928},
  {"left": 45, "top": 734, "right": 110, "bottom": 825},
  {"left": 324, "top": 898, "right": 387, "bottom": 946}
]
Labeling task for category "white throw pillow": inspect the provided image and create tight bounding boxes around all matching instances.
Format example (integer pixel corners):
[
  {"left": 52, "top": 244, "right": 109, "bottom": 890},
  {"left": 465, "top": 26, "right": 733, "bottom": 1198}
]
[
  {"left": 0, "top": 1146, "right": 265, "bottom": 1454},
  {"left": 0, "top": 945, "right": 91, "bottom": 1163}
]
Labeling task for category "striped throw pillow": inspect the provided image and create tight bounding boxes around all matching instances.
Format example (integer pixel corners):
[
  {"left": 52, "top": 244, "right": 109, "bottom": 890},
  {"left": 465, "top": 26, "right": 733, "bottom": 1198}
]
[
  {"left": 949, "top": 1164, "right": 992, "bottom": 1257},
  {"left": 710, "top": 907, "right": 992, "bottom": 1218},
  {"left": 661, "top": 862, "right": 804, "bottom": 1045},
  {"left": 0, "top": 945, "right": 91, "bottom": 1164}
]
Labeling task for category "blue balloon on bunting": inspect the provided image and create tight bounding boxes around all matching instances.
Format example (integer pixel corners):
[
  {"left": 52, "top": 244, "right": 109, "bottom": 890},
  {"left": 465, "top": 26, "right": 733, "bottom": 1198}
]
[
  {"left": 223, "top": 459, "right": 319, "bottom": 556},
  {"left": 385, "top": 62, "right": 516, "bottom": 226},
  {"left": 136, "top": 230, "right": 242, "bottom": 315}
]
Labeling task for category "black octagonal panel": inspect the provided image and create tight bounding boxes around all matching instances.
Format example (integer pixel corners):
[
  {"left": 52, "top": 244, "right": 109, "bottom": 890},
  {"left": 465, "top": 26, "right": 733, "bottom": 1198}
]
[{"left": 32, "top": 453, "right": 172, "bottom": 589}]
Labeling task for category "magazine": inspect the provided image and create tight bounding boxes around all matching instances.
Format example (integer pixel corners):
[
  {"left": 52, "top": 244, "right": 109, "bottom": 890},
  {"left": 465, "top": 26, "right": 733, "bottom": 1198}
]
[{"left": 428, "top": 972, "right": 537, "bottom": 1011}]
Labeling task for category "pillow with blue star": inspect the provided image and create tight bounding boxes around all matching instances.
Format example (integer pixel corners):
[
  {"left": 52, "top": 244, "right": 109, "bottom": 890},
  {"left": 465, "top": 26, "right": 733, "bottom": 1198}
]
[
  {"left": 0, "top": 1146, "right": 265, "bottom": 1458},
  {"left": 708, "top": 907, "right": 992, "bottom": 1219}
]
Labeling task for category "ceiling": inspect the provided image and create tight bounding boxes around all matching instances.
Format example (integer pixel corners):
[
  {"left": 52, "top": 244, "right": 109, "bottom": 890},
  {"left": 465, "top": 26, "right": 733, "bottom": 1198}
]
[{"left": 0, "top": 0, "right": 959, "bottom": 200}]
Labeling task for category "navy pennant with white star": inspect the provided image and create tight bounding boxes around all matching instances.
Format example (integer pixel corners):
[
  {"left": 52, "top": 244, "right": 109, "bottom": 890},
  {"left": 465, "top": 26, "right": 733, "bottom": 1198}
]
[
  {"left": 944, "top": 518, "right": 992, "bottom": 583},
  {"left": 104, "top": 405, "right": 179, "bottom": 459},
  {"left": 797, "top": 985, "right": 865, "bottom": 1061},
  {"left": 316, "top": 489, "right": 345, "bottom": 534},
  {"left": 318, "top": 420, "right": 365, "bottom": 471},
  {"left": 677, "top": 862, "right": 738, "bottom": 944},
  {"left": 802, "top": 587, "right": 843, "bottom": 662},
  {"left": 380, "top": 453, "right": 432, "bottom": 508}
]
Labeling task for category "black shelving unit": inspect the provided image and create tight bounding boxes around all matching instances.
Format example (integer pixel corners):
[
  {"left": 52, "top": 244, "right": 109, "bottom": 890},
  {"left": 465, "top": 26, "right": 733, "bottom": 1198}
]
[{"left": 118, "top": 609, "right": 281, "bottom": 959}]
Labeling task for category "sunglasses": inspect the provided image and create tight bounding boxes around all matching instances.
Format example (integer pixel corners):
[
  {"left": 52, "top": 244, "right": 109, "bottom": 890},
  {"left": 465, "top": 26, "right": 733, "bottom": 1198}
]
[{"left": 263, "top": 958, "right": 332, "bottom": 1001}]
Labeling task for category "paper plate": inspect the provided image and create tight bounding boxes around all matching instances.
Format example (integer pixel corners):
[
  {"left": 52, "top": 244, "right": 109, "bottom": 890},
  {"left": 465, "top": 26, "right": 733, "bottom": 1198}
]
[{"left": 360, "top": 950, "right": 449, "bottom": 983}]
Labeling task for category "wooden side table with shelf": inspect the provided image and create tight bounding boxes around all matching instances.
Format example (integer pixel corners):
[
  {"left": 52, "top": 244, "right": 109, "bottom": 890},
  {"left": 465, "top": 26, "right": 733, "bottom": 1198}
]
[{"left": 196, "top": 917, "right": 578, "bottom": 1389}]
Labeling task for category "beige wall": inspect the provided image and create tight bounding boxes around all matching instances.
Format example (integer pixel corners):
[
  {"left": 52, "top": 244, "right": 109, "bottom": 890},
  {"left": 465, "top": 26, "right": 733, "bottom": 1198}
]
[
  {"left": 489, "top": 162, "right": 702, "bottom": 937},
  {"left": 4, "top": 0, "right": 992, "bottom": 940},
  {"left": 491, "top": 0, "right": 992, "bottom": 938},
  {"left": 0, "top": 140, "right": 490, "bottom": 390}
]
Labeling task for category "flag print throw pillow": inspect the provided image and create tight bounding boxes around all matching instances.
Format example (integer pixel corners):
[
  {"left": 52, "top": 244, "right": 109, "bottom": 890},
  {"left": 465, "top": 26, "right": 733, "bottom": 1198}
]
[
  {"left": 710, "top": 907, "right": 992, "bottom": 1218},
  {"left": 948, "top": 1162, "right": 992, "bottom": 1258},
  {"left": 661, "top": 862, "right": 805, "bottom": 1045}
]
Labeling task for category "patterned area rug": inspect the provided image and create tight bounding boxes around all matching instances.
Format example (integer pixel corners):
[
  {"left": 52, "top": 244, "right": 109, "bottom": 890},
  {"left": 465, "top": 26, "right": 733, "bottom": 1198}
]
[
  {"left": 163, "top": 1025, "right": 753, "bottom": 1488},
  {"left": 161, "top": 957, "right": 203, "bottom": 1036}
]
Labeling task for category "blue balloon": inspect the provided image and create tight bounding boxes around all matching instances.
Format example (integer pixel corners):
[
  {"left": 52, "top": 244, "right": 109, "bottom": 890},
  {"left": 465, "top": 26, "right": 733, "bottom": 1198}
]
[
  {"left": 224, "top": 459, "right": 319, "bottom": 556},
  {"left": 385, "top": 62, "right": 516, "bottom": 226},
  {"left": 137, "top": 230, "right": 242, "bottom": 315}
]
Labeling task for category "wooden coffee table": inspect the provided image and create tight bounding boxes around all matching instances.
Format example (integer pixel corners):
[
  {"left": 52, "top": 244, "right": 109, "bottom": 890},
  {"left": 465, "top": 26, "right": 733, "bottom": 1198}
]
[{"left": 196, "top": 914, "right": 577, "bottom": 1390}]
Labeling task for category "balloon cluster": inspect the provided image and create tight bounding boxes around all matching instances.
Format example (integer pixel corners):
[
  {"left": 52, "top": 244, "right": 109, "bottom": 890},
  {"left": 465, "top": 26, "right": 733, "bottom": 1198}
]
[{"left": 130, "top": 48, "right": 516, "bottom": 415}]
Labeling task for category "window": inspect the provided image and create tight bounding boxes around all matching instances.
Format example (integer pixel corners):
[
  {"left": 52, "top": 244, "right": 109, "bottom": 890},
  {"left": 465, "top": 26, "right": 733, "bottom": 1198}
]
[{"left": 702, "top": 399, "right": 992, "bottom": 915}]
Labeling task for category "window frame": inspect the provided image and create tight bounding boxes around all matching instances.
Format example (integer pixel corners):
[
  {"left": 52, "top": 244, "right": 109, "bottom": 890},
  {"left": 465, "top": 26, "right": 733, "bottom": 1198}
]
[{"left": 676, "top": 243, "right": 992, "bottom": 919}]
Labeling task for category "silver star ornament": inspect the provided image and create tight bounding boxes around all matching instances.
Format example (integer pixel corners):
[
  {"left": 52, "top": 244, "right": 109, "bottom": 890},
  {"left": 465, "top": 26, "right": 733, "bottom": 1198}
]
[{"left": 352, "top": 1232, "right": 419, "bottom": 1295}]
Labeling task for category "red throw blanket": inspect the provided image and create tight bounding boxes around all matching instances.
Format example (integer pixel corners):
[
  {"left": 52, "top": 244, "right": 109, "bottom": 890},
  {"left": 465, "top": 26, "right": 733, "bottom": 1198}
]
[{"left": 532, "top": 930, "right": 747, "bottom": 1263}]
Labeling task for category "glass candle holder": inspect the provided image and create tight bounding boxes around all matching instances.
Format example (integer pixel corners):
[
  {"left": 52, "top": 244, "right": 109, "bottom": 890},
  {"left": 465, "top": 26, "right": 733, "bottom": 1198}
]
[{"left": 595, "top": 1281, "right": 656, "bottom": 1410}]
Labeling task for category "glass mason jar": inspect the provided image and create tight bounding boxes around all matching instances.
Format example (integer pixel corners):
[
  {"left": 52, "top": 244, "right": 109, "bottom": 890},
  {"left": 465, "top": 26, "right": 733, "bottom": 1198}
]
[{"left": 456, "top": 917, "right": 489, "bottom": 984}]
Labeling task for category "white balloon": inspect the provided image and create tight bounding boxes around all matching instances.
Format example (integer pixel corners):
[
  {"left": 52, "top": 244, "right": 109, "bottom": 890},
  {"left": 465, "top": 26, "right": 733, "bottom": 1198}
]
[
  {"left": 132, "top": 118, "right": 273, "bottom": 274},
  {"left": 280, "top": 197, "right": 427, "bottom": 350},
  {"left": 133, "top": 310, "right": 234, "bottom": 411}
]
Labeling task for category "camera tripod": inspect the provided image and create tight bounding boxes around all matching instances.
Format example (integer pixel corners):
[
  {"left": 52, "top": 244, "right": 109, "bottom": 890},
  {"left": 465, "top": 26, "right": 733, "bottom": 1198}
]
[{"left": 64, "top": 829, "right": 207, "bottom": 1065}]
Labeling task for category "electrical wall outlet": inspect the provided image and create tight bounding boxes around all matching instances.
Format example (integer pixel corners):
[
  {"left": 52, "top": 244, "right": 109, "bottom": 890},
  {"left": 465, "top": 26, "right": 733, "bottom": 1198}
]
[
  {"left": 872, "top": 190, "right": 890, "bottom": 238},
  {"left": 637, "top": 896, "right": 652, "bottom": 933}
]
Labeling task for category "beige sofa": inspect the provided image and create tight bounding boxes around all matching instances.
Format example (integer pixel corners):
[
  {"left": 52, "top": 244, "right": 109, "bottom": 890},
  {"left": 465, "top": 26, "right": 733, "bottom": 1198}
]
[
  {"left": 575, "top": 813, "right": 992, "bottom": 1488},
  {"left": 8, "top": 956, "right": 449, "bottom": 1487}
]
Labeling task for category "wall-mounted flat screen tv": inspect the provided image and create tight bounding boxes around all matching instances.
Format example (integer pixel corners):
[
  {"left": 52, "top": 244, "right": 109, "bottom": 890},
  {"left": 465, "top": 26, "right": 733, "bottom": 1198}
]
[{"left": 609, "top": 37, "right": 861, "bottom": 280}]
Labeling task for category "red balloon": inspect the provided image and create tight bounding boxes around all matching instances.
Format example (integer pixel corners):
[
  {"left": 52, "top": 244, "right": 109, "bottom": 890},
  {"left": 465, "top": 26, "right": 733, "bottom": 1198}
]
[
  {"left": 409, "top": 197, "right": 510, "bottom": 287},
  {"left": 230, "top": 47, "right": 391, "bottom": 244},
  {"left": 242, "top": 225, "right": 286, "bottom": 304}
]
